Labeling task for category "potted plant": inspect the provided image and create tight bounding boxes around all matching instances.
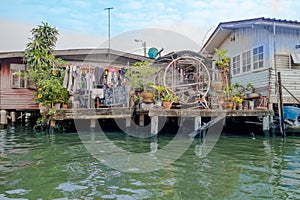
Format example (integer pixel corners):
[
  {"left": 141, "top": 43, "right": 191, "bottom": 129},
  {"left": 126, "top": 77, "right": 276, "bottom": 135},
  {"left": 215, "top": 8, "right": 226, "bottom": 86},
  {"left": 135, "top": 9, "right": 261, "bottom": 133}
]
[
  {"left": 124, "top": 61, "right": 160, "bottom": 103},
  {"left": 222, "top": 83, "right": 254, "bottom": 110},
  {"left": 223, "top": 84, "right": 234, "bottom": 110},
  {"left": 161, "top": 93, "right": 179, "bottom": 109},
  {"left": 215, "top": 48, "right": 230, "bottom": 85},
  {"left": 151, "top": 84, "right": 169, "bottom": 106}
]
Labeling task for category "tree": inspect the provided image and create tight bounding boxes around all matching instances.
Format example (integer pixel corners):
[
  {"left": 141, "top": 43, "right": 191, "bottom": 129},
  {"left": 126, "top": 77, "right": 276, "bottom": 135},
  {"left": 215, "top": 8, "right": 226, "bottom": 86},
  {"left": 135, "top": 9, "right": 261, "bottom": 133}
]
[{"left": 23, "top": 22, "right": 68, "bottom": 129}]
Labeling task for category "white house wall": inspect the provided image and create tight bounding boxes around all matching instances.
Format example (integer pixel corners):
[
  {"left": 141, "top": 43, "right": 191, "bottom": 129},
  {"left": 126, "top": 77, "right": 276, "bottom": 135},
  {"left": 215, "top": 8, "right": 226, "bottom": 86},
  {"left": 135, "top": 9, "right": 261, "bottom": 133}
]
[
  {"left": 214, "top": 24, "right": 300, "bottom": 104},
  {"left": 271, "top": 27, "right": 300, "bottom": 56},
  {"left": 215, "top": 26, "right": 271, "bottom": 94}
]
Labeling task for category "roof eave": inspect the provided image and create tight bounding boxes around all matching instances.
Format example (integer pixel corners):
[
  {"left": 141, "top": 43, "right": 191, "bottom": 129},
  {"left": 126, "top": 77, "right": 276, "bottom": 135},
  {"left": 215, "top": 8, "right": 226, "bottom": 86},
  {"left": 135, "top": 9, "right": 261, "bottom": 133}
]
[{"left": 200, "top": 26, "right": 232, "bottom": 56}]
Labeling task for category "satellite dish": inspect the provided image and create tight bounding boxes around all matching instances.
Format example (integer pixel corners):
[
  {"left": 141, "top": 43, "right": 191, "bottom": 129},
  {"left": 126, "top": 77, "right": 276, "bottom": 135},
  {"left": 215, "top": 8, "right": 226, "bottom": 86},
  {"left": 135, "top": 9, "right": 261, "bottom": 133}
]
[{"left": 148, "top": 47, "right": 158, "bottom": 59}]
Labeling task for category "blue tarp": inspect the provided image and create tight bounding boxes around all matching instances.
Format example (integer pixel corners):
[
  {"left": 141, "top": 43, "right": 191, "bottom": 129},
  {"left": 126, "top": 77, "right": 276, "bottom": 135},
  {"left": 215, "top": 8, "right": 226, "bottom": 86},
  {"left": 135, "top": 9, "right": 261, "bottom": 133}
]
[{"left": 284, "top": 106, "right": 300, "bottom": 121}]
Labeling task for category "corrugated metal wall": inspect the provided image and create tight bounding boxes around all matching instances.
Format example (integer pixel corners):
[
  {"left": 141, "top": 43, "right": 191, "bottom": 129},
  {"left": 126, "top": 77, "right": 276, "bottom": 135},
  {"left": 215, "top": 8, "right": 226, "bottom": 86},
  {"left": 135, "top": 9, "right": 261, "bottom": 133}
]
[
  {"left": 232, "top": 69, "right": 270, "bottom": 95},
  {"left": 270, "top": 68, "right": 300, "bottom": 103}
]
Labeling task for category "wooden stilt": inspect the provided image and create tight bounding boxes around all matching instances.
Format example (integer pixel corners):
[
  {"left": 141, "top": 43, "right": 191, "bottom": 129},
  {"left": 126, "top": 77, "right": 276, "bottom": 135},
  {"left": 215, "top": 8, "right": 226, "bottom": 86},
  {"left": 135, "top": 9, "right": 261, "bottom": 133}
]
[
  {"left": 90, "top": 119, "right": 96, "bottom": 129},
  {"left": 151, "top": 116, "right": 158, "bottom": 136},
  {"left": 277, "top": 72, "right": 286, "bottom": 137},
  {"left": 0, "top": 110, "right": 7, "bottom": 126},
  {"left": 50, "top": 120, "right": 56, "bottom": 127},
  {"left": 194, "top": 116, "right": 202, "bottom": 131},
  {"left": 11, "top": 112, "right": 16, "bottom": 124},
  {"left": 139, "top": 114, "right": 145, "bottom": 127},
  {"left": 262, "top": 116, "right": 270, "bottom": 137},
  {"left": 125, "top": 117, "right": 131, "bottom": 128}
]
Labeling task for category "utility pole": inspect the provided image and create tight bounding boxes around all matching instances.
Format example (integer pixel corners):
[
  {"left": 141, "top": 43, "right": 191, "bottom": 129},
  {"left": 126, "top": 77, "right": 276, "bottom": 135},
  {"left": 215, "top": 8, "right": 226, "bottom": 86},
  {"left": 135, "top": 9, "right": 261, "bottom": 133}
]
[{"left": 105, "top": 7, "right": 113, "bottom": 61}]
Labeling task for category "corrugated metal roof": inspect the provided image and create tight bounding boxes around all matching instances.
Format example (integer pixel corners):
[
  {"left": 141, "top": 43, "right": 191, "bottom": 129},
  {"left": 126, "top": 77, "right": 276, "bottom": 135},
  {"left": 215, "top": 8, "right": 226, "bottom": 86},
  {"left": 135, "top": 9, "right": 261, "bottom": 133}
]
[
  {"left": 200, "top": 17, "right": 300, "bottom": 55},
  {"left": 0, "top": 48, "right": 153, "bottom": 62}
]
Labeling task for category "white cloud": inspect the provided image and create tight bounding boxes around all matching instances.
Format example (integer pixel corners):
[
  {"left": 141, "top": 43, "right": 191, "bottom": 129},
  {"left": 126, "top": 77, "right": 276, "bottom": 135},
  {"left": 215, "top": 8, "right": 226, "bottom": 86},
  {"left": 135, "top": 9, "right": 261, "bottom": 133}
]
[
  {"left": 0, "top": 18, "right": 104, "bottom": 51},
  {"left": 1, "top": 0, "right": 300, "bottom": 52}
]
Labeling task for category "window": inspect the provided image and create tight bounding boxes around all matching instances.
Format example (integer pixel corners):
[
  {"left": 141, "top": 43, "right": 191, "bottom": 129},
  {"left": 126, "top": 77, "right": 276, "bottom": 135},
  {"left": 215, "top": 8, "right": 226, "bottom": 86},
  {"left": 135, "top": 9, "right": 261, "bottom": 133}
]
[
  {"left": 253, "top": 46, "right": 264, "bottom": 70},
  {"left": 242, "top": 50, "right": 251, "bottom": 72},
  {"left": 232, "top": 55, "right": 240, "bottom": 75},
  {"left": 10, "top": 64, "right": 26, "bottom": 88}
]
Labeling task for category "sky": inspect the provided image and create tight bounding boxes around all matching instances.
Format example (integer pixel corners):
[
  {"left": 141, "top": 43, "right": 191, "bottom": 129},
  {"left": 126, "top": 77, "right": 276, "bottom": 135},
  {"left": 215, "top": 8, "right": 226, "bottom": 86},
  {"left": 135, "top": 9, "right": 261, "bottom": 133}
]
[{"left": 1, "top": 0, "right": 300, "bottom": 55}]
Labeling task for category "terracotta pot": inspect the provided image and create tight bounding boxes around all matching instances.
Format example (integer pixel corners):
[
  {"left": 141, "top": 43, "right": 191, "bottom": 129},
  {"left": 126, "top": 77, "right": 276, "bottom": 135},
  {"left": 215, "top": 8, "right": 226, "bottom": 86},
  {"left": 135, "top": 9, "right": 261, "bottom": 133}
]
[
  {"left": 142, "top": 91, "right": 154, "bottom": 103},
  {"left": 62, "top": 104, "right": 68, "bottom": 109},
  {"left": 224, "top": 101, "right": 233, "bottom": 110},
  {"left": 163, "top": 101, "right": 172, "bottom": 109}
]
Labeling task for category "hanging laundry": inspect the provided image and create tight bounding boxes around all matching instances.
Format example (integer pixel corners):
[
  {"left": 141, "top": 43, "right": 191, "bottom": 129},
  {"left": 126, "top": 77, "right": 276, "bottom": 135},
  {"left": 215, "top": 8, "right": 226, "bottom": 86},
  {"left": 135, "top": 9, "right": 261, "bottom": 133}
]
[
  {"left": 85, "top": 70, "right": 95, "bottom": 90},
  {"left": 67, "top": 65, "right": 74, "bottom": 92},
  {"left": 94, "top": 67, "right": 104, "bottom": 87},
  {"left": 72, "top": 66, "right": 81, "bottom": 92},
  {"left": 63, "top": 66, "right": 69, "bottom": 88}
]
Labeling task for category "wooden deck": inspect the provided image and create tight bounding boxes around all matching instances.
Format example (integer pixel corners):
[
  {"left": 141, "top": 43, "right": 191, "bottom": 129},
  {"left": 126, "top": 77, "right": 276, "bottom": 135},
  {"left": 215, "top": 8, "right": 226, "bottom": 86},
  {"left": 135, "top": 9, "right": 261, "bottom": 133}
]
[
  {"left": 54, "top": 107, "right": 132, "bottom": 120},
  {"left": 147, "top": 108, "right": 274, "bottom": 135},
  {"left": 148, "top": 109, "right": 274, "bottom": 118},
  {"left": 52, "top": 107, "right": 274, "bottom": 135}
]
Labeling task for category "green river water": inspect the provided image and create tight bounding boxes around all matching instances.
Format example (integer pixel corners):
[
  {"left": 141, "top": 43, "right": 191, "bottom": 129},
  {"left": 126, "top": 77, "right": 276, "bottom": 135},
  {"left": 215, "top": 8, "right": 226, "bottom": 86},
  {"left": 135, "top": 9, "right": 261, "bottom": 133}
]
[{"left": 0, "top": 126, "right": 300, "bottom": 199}]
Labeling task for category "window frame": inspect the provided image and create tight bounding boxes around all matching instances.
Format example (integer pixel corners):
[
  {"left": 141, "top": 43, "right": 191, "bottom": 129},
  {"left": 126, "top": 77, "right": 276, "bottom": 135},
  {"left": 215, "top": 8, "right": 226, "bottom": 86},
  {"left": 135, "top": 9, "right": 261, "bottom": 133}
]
[
  {"left": 10, "top": 63, "right": 26, "bottom": 88},
  {"left": 253, "top": 45, "right": 264, "bottom": 70},
  {"left": 242, "top": 50, "right": 251, "bottom": 73},
  {"left": 232, "top": 54, "right": 241, "bottom": 75},
  {"left": 230, "top": 45, "right": 264, "bottom": 77}
]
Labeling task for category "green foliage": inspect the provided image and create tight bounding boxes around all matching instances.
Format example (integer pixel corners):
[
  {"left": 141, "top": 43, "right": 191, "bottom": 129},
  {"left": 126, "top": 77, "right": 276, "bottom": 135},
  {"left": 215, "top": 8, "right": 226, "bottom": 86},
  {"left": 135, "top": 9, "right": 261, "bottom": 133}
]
[
  {"left": 215, "top": 48, "right": 230, "bottom": 72},
  {"left": 125, "top": 61, "right": 160, "bottom": 91},
  {"left": 23, "top": 22, "right": 68, "bottom": 105},
  {"left": 23, "top": 22, "right": 59, "bottom": 71},
  {"left": 161, "top": 93, "right": 179, "bottom": 103},
  {"left": 23, "top": 22, "right": 68, "bottom": 129},
  {"left": 151, "top": 84, "right": 171, "bottom": 100},
  {"left": 36, "top": 77, "right": 69, "bottom": 104},
  {"left": 224, "top": 83, "right": 254, "bottom": 100}
]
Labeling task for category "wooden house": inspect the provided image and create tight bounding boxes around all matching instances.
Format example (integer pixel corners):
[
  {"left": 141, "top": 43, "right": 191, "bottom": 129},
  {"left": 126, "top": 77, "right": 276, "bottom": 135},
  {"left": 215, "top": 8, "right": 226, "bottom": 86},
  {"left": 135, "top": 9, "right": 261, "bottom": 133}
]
[
  {"left": 0, "top": 48, "right": 152, "bottom": 111},
  {"left": 200, "top": 17, "right": 300, "bottom": 108}
]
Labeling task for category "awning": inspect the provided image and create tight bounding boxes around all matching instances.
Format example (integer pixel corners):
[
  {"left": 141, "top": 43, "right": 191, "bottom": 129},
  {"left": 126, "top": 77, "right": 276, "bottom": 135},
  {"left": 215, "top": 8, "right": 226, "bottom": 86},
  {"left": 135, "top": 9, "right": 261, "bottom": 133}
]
[{"left": 291, "top": 53, "right": 300, "bottom": 64}]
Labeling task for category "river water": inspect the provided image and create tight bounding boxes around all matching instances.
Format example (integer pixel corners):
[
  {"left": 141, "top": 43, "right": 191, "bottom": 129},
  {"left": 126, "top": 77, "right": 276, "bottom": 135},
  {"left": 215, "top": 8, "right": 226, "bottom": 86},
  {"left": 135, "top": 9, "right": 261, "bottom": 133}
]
[{"left": 0, "top": 126, "right": 300, "bottom": 199}]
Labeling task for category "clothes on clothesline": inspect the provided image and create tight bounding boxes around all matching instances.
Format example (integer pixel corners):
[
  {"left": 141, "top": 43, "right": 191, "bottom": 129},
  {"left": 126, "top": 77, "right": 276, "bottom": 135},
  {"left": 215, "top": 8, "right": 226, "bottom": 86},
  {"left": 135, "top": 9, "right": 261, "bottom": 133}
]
[{"left": 62, "top": 65, "right": 124, "bottom": 93}]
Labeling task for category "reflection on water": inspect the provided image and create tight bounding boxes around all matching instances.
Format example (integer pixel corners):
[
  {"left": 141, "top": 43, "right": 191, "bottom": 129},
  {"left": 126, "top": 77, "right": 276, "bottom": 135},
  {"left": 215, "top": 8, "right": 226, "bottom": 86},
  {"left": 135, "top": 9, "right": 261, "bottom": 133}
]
[{"left": 0, "top": 127, "right": 300, "bottom": 199}]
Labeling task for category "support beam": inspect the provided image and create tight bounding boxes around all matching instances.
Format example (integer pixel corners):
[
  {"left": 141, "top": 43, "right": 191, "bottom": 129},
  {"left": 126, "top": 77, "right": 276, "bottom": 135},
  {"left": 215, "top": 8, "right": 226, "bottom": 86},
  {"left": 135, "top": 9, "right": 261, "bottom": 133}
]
[
  {"left": 194, "top": 116, "right": 202, "bottom": 131},
  {"left": 125, "top": 117, "right": 131, "bottom": 128},
  {"left": 262, "top": 116, "right": 270, "bottom": 137},
  {"left": 0, "top": 110, "right": 7, "bottom": 125},
  {"left": 151, "top": 116, "right": 158, "bottom": 136},
  {"left": 10, "top": 112, "right": 16, "bottom": 123},
  {"left": 90, "top": 119, "right": 96, "bottom": 129},
  {"left": 139, "top": 114, "right": 145, "bottom": 127},
  {"left": 277, "top": 72, "right": 286, "bottom": 137}
]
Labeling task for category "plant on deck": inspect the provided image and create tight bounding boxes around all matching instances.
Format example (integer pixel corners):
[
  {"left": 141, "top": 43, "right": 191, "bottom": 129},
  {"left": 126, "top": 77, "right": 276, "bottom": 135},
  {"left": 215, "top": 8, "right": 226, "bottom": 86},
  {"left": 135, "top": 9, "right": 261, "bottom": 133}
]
[
  {"left": 23, "top": 22, "right": 68, "bottom": 129},
  {"left": 124, "top": 61, "right": 160, "bottom": 92}
]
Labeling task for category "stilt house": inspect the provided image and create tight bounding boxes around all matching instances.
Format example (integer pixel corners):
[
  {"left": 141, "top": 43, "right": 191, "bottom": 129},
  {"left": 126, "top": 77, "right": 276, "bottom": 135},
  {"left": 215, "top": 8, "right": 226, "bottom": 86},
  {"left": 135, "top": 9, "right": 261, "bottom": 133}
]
[{"left": 200, "top": 17, "right": 300, "bottom": 108}]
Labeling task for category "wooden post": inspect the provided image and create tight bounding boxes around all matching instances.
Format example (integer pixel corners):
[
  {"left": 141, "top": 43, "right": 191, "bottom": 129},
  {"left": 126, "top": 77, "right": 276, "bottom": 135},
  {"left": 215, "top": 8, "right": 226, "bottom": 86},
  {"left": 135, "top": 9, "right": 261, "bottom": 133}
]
[
  {"left": 0, "top": 110, "right": 7, "bottom": 126},
  {"left": 262, "top": 116, "right": 270, "bottom": 137},
  {"left": 277, "top": 72, "right": 286, "bottom": 137},
  {"left": 90, "top": 119, "right": 96, "bottom": 129},
  {"left": 194, "top": 116, "right": 202, "bottom": 131},
  {"left": 10, "top": 111, "right": 16, "bottom": 123},
  {"left": 139, "top": 114, "right": 145, "bottom": 127},
  {"left": 50, "top": 120, "right": 56, "bottom": 127},
  {"left": 125, "top": 117, "right": 131, "bottom": 128},
  {"left": 151, "top": 116, "right": 158, "bottom": 135}
]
